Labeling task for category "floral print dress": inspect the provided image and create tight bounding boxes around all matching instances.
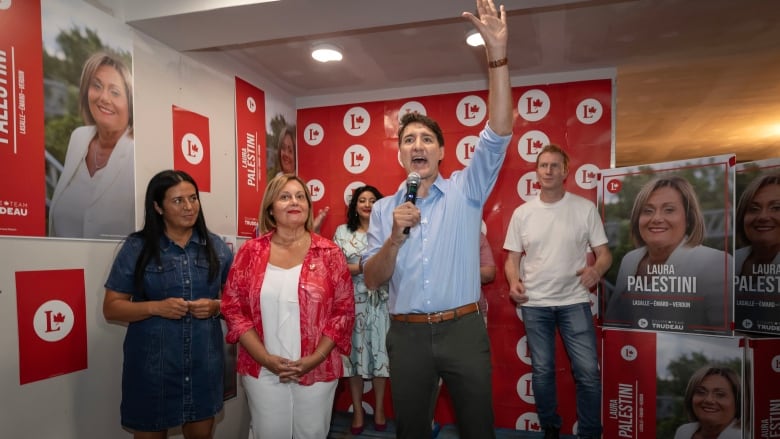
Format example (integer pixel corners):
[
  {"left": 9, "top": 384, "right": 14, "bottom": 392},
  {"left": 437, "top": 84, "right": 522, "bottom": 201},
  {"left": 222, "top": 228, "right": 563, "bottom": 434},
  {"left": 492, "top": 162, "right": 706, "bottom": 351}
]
[{"left": 334, "top": 224, "right": 390, "bottom": 378}]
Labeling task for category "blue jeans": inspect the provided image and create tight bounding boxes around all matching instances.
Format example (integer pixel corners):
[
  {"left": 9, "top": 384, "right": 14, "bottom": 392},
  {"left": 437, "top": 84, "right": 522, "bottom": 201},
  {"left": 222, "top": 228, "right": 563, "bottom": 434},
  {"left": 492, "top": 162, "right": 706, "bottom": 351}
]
[{"left": 522, "top": 303, "right": 602, "bottom": 438}]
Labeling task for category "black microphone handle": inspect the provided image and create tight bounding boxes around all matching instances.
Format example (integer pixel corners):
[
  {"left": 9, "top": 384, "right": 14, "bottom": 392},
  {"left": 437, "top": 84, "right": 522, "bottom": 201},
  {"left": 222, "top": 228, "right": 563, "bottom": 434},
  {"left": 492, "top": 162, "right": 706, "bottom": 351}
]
[{"left": 402, "top": 191, "right": 417, "bottom": 235}]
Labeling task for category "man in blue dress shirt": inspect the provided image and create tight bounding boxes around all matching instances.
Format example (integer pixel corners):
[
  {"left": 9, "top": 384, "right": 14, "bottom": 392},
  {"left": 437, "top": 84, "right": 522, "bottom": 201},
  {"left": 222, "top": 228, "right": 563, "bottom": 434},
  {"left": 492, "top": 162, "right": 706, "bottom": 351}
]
[{"left": 362, "top": 1, "right": 513, "bottom": 437}]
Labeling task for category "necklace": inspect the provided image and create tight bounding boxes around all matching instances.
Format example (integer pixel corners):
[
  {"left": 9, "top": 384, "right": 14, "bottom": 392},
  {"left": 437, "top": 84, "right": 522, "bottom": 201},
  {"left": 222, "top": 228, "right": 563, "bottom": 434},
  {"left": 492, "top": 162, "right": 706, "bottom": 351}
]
[{"left": 93, "top": 141, "right": 109, "bottom": 170}]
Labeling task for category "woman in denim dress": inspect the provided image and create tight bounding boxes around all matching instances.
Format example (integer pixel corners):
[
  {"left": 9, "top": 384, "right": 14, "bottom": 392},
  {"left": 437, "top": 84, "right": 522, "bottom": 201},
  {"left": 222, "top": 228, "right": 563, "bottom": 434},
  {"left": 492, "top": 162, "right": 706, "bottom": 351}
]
[{"left": 104, "top": 170, "right": 233, "bottom": 439}]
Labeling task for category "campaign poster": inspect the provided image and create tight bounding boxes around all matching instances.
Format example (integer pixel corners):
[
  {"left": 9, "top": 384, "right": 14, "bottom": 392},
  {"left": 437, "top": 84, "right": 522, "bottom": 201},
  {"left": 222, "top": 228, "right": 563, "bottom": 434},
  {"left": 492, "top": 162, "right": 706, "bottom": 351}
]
[
  {"left": 172, "top": 105, "right": 211, "bottom": 192},
  {"left": 267, "top": 115, "right": 296, "bottom": 179},
  {"left": 42, "top": 0, "right": 135, "bottom": 239},
  {"left": 602, "top": 329, "right": 743, "bottom": 439},
  {"left": 262, "top": 105, "right": 298, "bottom": 237},
  {"left": 745, "top": 337, "right": 780, "bottom": 439},
  {"left": 234, "top": 77, "right": 266, "bottom": 238},
  {"left": 0, "top": 0, "right": 45, "bottom": 236},
  {"left": 734, "top": 158, "right": 780, "bottom": 335},
  {"left": 16, "top": 268, "right": 88, "bottom": 385},
  {"left": 599, "top": 155, "right": 735, "bottom": 336}
]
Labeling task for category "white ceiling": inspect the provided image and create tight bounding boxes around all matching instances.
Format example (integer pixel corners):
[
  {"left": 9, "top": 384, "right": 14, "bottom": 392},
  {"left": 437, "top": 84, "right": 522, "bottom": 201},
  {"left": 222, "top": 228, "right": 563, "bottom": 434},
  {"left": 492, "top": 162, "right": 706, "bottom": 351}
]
[{"left": 93, "top": 0, "right": 780, "bottom": 166}]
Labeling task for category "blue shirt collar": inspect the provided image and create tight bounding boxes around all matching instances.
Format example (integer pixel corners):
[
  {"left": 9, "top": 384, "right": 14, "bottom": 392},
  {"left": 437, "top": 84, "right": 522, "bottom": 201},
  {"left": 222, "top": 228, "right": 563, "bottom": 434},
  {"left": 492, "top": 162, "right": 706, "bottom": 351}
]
[{"left": 160, "top": 229, "right": 205, "bottom": 251}]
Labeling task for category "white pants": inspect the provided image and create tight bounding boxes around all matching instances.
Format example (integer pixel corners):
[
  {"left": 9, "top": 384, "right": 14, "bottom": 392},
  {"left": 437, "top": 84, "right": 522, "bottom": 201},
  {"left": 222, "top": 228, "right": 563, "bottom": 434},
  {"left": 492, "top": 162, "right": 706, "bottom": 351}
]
[{"left": 243, "top": 371, "right": 337, "bottom": 439}]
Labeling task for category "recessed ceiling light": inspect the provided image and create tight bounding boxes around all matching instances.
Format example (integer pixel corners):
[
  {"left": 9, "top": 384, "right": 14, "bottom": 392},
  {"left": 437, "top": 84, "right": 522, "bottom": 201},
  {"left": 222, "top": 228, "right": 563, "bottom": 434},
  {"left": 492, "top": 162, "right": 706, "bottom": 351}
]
[
  {"left": 312, "top": 44, "right": 343, "bottom": 62},
  {"left": 466, "top": 30, "right": 484, "bottom": 47}
]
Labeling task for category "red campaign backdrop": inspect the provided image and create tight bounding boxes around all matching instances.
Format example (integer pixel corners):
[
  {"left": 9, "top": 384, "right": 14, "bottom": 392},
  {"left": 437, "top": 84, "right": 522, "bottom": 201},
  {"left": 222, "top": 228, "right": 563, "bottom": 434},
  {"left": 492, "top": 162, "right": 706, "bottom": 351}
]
[
  {"left": 172, "top": 105, "right": 211, "bottom": 192},
  {"left": 748, "top": 337, "right": 780, "bottom": 439},
  {"left": 15, "top": 269, "right": 88, "bottom": 385},
  {"left": 297, "top": 79, "right": 613, "bottom": 431},
  {"left": 0, "top": 0, "right": 46, "bottom": 236},
  {"left": 234, "top": 77, "right": 267, "bottom": 238}
]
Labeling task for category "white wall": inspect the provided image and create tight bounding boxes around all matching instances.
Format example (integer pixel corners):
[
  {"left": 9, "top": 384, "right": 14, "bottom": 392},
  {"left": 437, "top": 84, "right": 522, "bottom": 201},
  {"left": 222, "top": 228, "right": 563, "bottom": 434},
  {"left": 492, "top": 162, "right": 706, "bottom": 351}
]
[{"left": 0, "top": 21, "right": 295, "bottom": 439}]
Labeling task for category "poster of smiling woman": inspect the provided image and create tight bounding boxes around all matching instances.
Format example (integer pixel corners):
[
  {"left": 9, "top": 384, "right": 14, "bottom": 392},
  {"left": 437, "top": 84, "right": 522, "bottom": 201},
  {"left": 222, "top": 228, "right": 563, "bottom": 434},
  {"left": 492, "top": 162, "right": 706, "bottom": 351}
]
[
  {"left": 43, "top": 0, "right": 134, "bottom": 240},
  {"left": 0, "top": 0, "right": 134, "bottom": 239},
  {"left": 601, "top": 329, "right": 743, "bottom": 439},
  {"left": 733, "top": 157, "right": 780, "bottom": 335},
  {"left": 598, "top": 154, "right": 735, "bottom": 336}
]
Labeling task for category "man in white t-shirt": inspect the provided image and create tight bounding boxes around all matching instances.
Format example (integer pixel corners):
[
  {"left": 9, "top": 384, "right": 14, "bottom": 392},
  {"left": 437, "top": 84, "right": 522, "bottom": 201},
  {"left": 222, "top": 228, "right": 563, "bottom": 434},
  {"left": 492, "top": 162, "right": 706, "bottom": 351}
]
[{"left": 503, "top": 144, "right": 612, "bottom": 439}]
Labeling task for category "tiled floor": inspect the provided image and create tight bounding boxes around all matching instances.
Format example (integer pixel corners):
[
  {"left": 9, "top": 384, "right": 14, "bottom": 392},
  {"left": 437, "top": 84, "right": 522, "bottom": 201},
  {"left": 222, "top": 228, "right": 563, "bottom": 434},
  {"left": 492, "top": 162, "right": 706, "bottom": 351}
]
[{"left": 327, "top": 411, "right": 577, "bottom": 438}]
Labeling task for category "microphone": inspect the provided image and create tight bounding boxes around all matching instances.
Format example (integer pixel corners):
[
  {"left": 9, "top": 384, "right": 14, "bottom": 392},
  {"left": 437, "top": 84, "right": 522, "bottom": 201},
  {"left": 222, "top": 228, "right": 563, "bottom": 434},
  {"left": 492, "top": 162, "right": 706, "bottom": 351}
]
[{"left": 402, "top": 172, "right": 421, "bottom": 235}]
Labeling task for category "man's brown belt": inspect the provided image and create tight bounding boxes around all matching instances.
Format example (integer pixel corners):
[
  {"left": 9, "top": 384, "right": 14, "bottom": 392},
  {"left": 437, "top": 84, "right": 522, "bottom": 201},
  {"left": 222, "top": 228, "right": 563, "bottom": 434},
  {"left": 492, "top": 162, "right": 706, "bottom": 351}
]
[{"left": 391, "top": 302, "right": 479, "bottom": 324}]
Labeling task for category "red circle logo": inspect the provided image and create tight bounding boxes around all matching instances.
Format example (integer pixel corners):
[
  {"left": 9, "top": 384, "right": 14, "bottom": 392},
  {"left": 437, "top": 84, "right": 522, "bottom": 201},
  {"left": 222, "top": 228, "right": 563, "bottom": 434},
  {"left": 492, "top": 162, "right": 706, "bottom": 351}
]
[{"left": 606, "top": 178, "right": 622, "bottom": 194}]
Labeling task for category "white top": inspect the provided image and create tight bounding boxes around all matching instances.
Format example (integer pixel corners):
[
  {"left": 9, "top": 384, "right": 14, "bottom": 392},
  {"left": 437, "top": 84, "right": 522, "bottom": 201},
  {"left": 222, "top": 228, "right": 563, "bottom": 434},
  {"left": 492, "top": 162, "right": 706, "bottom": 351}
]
[
  {"left": 503, "top": 192, "right": 608, "bottom": 307},
  {"left": 259, "top": 264, "right": 303, "bottom": 363},
  {"left": 673, "top": 420, "right": 741, "bottom": 439},
  {"left": 734, "top": 245, "right": 780, "bottom": 275},
  {"left": 606, "top": 240, "right": 733, "bottom": 330},
  {"left": 49, "top": 125, "right": 135, "bottom": 239},
  {"left": 50, "top": 164, "right": 95, "bottom": 237}
]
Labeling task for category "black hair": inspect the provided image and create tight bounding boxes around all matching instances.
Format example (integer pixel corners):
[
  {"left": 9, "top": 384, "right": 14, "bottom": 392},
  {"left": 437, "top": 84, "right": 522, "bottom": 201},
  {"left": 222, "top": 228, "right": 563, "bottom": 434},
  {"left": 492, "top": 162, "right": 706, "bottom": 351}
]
[
  {"left": 397, "top": 112, "right": 445, "bottom": 147},
  {"left": 346, "top": 185, "right": 383, "bottom": 232},
  {"left": 132, "top": 170, "right": 220, "bottom": 297}
]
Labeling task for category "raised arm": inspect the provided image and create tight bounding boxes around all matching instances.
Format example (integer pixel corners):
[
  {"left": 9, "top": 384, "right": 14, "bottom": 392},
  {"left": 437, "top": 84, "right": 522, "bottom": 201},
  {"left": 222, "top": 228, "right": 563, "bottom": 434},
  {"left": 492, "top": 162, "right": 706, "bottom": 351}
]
[{"left": 463, "top": 0, "right": 512, "bottom": 136}]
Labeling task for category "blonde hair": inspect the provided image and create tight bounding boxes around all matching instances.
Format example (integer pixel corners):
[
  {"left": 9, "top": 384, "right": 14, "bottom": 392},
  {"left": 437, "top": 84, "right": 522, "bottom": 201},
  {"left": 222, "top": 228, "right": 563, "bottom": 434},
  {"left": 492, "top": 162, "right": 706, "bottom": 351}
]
[
  {"left": 683, "top": 365, "right": 741, "bottom": 424},
  {"left": 736, "top": 172, "right": 780, "bottom": 245},
  {"left": 276, "top": 126, "right": 296, "bottom": 174},
  {"left": 258, "top": 174, "right": 313, "bottom": 234},
  {"left": 629, "top": 176, "right": 705, "bottom": 247},
  {"left": 78, "top": 52, "right": 133, "bottom": 132}
]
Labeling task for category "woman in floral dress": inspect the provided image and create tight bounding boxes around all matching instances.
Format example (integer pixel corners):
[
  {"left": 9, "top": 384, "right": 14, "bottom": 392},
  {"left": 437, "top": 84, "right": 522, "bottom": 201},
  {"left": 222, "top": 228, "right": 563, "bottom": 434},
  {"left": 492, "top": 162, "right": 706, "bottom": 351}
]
[{"left": 333, "top": 185, "right": 390, "bottom": 434}]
